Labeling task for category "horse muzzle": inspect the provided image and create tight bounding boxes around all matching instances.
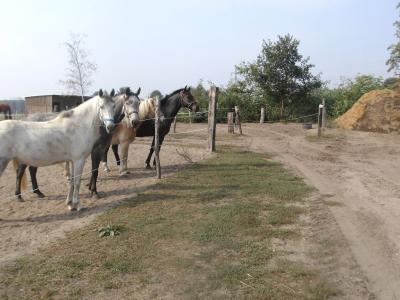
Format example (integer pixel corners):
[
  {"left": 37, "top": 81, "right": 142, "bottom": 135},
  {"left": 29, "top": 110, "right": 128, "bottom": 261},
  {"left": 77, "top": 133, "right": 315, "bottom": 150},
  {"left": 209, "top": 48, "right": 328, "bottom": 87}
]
[
  {"left": 131, "top": 119, "right": 141, "bottom": 128},
  {"left": 105, "top": 122, "right": 116, "bottom": 133},
  {"left": 191, "top": 104, "right": 199, "bottom": 112}
]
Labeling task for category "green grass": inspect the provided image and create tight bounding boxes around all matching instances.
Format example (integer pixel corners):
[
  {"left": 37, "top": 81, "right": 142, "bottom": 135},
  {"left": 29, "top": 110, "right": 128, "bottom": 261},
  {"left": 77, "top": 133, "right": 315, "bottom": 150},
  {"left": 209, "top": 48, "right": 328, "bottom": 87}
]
[{"left": 0, "top": 150, "right": 332, "bottom": 299}]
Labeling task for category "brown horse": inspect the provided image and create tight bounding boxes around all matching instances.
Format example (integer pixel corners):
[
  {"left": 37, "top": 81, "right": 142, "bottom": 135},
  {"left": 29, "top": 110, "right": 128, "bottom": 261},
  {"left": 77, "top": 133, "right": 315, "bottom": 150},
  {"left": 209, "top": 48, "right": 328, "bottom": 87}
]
[{"left": 0, "top": 104, "right": 11, "bottom": 120}]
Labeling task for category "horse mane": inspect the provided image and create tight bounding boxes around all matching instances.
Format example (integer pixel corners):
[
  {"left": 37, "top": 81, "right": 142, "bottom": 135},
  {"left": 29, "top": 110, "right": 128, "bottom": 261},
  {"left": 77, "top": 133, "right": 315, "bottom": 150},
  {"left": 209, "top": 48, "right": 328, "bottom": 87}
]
[
  {"left": 160, "top": 88, "right": 184, "bottom": 104},
  {"left": 139, "top": 98, "right": 156, "bottom": 119}
]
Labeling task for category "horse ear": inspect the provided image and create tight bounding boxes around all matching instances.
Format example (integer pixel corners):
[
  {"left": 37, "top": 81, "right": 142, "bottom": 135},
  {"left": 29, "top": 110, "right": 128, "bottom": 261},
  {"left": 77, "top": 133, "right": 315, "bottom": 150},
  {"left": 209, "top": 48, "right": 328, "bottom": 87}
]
[
  {"left": 184, "top": 85, "right": 187, "bottom": 91},
  {"left": 136, "top": 87, "right": 141, "bottom": 96},
  {"left": 126, "top": 87, "right": 131, "bottom": 94},
  {"left": 187, "top": 86, "right": 191, "bottom": 92},
  {"left": 99, "top": 89, "right": 103, "bottom": 97},
  {"left": 110, "top": 89, "right": 115, "bottom": 97}
]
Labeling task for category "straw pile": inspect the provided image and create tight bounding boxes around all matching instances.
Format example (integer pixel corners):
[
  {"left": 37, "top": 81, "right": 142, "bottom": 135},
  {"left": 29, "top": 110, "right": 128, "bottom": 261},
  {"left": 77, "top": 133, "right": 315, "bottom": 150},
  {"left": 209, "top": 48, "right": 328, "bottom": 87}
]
[{"left": 335, "top": 89, "right": 400, "bottom": 133}]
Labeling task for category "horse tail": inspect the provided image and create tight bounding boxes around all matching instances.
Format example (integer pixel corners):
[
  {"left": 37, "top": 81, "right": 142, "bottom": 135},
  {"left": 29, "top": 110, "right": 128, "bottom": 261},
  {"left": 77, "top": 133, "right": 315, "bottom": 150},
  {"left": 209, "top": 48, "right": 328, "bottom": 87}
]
[{"left": 12, "top": 159, "right": 27, "bottom": 191}]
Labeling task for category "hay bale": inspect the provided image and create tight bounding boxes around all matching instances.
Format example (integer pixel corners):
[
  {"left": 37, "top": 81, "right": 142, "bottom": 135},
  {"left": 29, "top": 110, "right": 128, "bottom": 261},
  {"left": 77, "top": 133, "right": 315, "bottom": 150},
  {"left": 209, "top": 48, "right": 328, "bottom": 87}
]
[{"left": 335, "top": 89, "right": 400, "bottom": 133}]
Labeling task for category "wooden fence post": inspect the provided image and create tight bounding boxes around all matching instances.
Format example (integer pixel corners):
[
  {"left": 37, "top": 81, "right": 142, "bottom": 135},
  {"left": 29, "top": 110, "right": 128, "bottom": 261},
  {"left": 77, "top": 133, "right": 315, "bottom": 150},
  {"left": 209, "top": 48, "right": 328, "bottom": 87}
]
[
  {"left": 227, "top": 112, "right": 234, "bottom": 133},
  {"left": 318, "top": 104, "right": 323, "bottom": 137},
  {"left": 208, "top": 86, "right": 218, "bottom": 153},
  {"left": 154, "top": 96, "right": 161, "bottom": 178},
  {"left": 260, "top": 107, "right": 265, "bottom": 124},
  {"left": 189, "top": 110, "right": 192, "bottom": 124},
  {"left": 235, "top": 106, "right": 242, "bottom": 135},
  {"left": 322, "top": 98, "right": 327, "bottom": 128},
  {"left": 173, "top": 116, "right": 177, "bottom": 133}
]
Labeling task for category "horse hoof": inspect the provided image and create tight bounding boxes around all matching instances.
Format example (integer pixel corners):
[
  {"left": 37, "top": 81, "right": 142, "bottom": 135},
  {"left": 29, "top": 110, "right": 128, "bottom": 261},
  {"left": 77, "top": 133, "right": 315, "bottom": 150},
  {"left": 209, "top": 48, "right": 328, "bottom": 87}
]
[
  {"left": 119, "top": 170, "right": 128, "bottom": 176},
  {"left": 35, "top": 191, "right": 45, "bottom": 198},
  {"left": 68, "top": 205, "right": 76, "bottom": 211},
  {"left": 76, "top": 205, "right": 85, "bottom": 212},
  {"left": 145, "top": 165, "right": 152, "bottom": 170},
  {"left": 104, "top": 167, "right": 111, "bottom": 172},
  {"left": 91, "top": 193, "right": 100, "bottom": 199},
  {"left": 16, "top": 196, "right": 24, "bottom": 202}
]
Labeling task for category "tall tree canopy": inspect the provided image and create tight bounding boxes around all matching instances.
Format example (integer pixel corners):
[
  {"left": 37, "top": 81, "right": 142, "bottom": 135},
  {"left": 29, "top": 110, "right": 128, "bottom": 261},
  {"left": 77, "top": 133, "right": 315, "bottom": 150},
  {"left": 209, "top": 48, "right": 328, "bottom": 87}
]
[{"left": 236, "top": 34, "right": 322, "bottom": 117}]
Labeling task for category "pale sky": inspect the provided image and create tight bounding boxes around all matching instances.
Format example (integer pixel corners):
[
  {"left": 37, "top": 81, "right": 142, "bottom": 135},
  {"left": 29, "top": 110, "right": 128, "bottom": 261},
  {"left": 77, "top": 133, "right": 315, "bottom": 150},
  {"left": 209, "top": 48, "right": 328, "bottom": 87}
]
[{"left": 0, "top": 0, "right": 397, "bottom": 98}]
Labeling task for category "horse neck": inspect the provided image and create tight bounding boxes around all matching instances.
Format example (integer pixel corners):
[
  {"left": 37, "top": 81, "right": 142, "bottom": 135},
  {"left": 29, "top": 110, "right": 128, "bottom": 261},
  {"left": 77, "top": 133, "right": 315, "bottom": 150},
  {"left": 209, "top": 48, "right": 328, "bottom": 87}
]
[
  {"left": 162, "top": 94, "right": 182, "bottom": 118},
  {"left": 72, "top": 97, "right": 101, "bottom": 129}
]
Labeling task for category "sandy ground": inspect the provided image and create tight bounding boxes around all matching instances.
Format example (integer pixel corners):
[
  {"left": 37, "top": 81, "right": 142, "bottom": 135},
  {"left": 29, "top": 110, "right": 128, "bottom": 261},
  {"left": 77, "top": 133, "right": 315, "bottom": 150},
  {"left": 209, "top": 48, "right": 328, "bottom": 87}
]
[
  {"left": 1, "top": 122, "right": 399, "bottom": 299},
  {"left": 242, "top": 123, "right": 400, "bottom": 300}
]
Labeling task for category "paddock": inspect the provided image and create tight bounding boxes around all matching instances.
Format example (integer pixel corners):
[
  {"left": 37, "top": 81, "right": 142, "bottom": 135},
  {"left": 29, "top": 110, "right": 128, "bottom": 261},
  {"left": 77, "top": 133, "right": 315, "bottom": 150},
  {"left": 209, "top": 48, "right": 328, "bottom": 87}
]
[{"left": 0, "top": 119, "right": 399, "bottom": 298}]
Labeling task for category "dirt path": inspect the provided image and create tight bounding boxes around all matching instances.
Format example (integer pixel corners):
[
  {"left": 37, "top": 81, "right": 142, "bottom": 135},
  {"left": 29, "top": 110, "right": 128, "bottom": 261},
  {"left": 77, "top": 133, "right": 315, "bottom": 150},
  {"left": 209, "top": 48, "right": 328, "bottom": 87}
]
[
  {"left": 243, "top": 123, "right": 400, "bottom": 300},
  {"left": 0, "top": 124, "right": 208, "bottom": 265}
]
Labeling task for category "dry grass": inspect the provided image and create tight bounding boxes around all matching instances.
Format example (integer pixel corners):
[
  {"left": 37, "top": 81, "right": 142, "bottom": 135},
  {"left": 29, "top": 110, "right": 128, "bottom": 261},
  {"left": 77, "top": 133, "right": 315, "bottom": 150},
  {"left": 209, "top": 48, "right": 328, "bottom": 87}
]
[{"left": 0, "top": 150, "right": 334, "bottom": 299}]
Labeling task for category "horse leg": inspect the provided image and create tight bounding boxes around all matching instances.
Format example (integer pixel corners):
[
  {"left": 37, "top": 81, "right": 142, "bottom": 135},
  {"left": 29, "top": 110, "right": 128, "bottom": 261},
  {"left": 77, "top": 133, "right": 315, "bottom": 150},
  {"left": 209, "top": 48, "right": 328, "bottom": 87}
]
[
  {"left": 145, "top": 136, "right": 155, "bottom": 169},
  {"left": 119, "top": 142, "right": 130, "bottom": 175},
  {"left": 88, "top": 148, "right": 102, "bottom": 198},
  {"left": 102, "top": 144, "right": 111, "bottom": 172},
  {"left": 64, "top": 162, "right": 71, "bottom": 181},
  {"left": 15, "top": 164, "right": 27, "bottom": 202},
  {"left": 65, "top": 161, "right": 74, "bottom": 207},
  {"left": 29, "top": 166, "right": 45, "bottom": 198},
  {"left": 153, "top": 134, "right": 166, "bottom": 167},
  {"left": 69, "top": 158, "right": 85, "bottom": 211},
  {"left": 112, "top": 144, "right": 121, "bottom": 167},
  {"left": 0, "top": 158, "right": 10, "bottom": 177}
]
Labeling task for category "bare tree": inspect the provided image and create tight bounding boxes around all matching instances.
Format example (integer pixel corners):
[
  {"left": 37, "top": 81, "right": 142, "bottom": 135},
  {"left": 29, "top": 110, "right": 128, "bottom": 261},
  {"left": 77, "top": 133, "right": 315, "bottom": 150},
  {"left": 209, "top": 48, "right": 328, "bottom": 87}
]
[{"left": 59, "top": 34, "right": 97, "bottom": 102}]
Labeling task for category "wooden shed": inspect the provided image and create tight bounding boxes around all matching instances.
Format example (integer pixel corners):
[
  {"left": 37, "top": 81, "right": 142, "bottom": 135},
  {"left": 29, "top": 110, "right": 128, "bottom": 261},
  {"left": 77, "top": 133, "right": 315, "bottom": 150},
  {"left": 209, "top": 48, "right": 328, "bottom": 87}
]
[{"left": 25, "top": 95, "right": 88, "bottom": 114}]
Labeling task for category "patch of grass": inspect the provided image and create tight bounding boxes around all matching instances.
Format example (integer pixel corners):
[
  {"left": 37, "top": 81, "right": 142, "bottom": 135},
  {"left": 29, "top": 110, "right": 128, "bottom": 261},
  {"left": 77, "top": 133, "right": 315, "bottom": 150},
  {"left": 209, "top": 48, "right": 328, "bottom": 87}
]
[
  {"left": 102, "top": 257, "right": 142, "bottom": 273},
  {"left": 97, "top": 223, "right": 122, "bottom": 237},
  {"left": 309, "top": 281, "right": 340, "bottom": 299},
  {"left": 266, "top": 205, "right": 304, "bottom": 225},
  {"left": 0, "top": 151, "right": 330, "bottom": 300}
]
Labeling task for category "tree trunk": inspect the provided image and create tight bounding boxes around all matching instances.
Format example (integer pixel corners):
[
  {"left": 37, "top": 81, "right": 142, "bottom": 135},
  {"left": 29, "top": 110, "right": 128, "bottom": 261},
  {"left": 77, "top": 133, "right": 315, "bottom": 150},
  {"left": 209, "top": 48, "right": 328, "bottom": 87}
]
[{"left": 280, "top": 99, "right": 284, "bottom": 118}]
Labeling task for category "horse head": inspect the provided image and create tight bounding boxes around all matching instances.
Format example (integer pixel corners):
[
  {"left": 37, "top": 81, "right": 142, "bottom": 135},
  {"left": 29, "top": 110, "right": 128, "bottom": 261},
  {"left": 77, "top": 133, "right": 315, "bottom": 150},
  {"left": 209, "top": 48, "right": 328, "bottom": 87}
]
[
  {"left": 120, "top": 87, "right": 141, "bottom": 128},
  {"left": 180, "top": 85, "right": 199, "bottom": 112},
  {"left": 97, "top": 89, "right": 117, "bottom": 133}
]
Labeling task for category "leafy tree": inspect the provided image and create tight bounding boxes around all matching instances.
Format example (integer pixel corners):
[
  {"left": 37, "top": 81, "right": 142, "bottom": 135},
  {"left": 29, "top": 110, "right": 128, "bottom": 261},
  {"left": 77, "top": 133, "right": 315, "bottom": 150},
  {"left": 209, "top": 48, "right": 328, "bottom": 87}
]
[
  {"left": 150, "top": 90, "right": 163, "bottom": 99},
  {"left": 236, "top": 34, "right": 322, "bottom": 117},
  {"left": 59, "top": 33, "right": 97, "bottom": 102},
  {"left": 190, "top": 80, "right": 208, "bottom": 110},
  {"left": 383, "top": 77, "right": 399, "bottom": 89},
  {"left": 312, "top": 75, "right": 384, "bottom": 117},
  {"left": 189, "top": 80, "right": 209, "bottom": 122},
  {"left": 387, "top": 3, "right": 400, "bottom": 76}
]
